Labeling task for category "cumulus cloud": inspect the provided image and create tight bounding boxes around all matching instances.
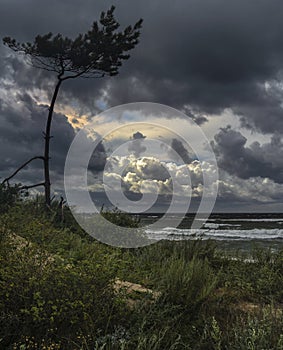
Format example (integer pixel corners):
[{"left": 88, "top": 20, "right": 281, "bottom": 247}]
[
  {"left": 217, "top": 170, "right": 283, "bottom": 204},
  {"left": 103, "top": 157, "right": 210, "bottom": 198},
  {"left": 3, "top": 0, "right": 283, "bottom": 210},
  {"left": 126, "top": 157, "right": 170, "bottom": 182},
  {"left": 100, "top": 154, "right": 283, "bottom": 210}
]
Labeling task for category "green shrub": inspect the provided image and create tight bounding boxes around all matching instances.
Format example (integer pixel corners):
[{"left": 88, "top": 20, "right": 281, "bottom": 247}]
[
  {"left": 1, "top": 201, "right": 283, "bottom": 349},
  {"left": 229, "top": 308, "right": 283, "bottom": 350},
  {"left": 0, "top": 183, "right": 25, "bottom": 214},
  {"left": 157, "top": 255, "right": 219, "bottom": 314},
  {"left": 100, "top": 207, "right": 140, "bottom": 228},
  {"left": 0, "top": 219, "right": 127, "bottom": 349}
]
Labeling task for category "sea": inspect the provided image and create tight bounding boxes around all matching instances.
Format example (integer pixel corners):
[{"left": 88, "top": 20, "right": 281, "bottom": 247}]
[{"left": 139, "top": 213, "right": 283, "bottom": 251}]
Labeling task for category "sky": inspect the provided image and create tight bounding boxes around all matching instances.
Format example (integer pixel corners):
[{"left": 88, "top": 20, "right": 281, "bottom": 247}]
[{"left": 1, "top": 0, "right": 283, "bottom": 212}]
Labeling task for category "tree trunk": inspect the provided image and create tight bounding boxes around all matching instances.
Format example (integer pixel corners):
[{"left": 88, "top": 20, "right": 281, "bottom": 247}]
[{"left": 44, "top": 78, "right": 62, "bottom": 206}]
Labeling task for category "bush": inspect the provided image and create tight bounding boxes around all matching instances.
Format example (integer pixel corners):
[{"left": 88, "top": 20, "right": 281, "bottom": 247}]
[
  {"left": 100, "top": 206, "right": 140, "bottom": 228},
  {"left": 0, "top": 183, "right": 25, "bottom": 214},
  {"left": 228, "top": 308, "right": 283, "bottom": 350},
  {"left": 157, "top": 256, "right": 218, "bottom": 314},
  {"left": 0, "top": 224, "right": 126, "bottom": 349},
  {"left": 0, "top": 200, "right": 283, "bottom": 349}
]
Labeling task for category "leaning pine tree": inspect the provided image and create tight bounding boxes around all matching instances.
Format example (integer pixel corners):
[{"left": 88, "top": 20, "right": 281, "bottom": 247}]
[{"left": 2, "top": 6, "right": 142, "bottom": 206}]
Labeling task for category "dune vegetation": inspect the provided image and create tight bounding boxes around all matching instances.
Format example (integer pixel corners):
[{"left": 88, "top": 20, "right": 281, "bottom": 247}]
[{"left": 0, "top": 184, "right": 283, "bottom": 349}]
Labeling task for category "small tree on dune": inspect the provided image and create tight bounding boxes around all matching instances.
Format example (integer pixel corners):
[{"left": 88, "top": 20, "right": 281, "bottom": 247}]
[{"left": 2, "top": 6, "right": 142, "bottom": 206}]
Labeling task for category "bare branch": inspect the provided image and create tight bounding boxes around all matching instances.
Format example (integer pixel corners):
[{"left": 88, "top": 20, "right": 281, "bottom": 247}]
[
  {"left": 1, "top": 156, "right": 44, "bottom": 185},
  {"left": 2, "top": 9, "right": 142, "bottom": 206},
  {"left": 20, "top": 182, "right": 45, "bottom": 190}
]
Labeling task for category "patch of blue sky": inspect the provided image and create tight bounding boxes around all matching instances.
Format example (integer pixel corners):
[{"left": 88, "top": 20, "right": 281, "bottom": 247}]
[
  {"left": 121, "top": 111, "right": 142, "bottom": 122},
  {"left": 95, "top": 98, "right": 108, "bottom": 111}
]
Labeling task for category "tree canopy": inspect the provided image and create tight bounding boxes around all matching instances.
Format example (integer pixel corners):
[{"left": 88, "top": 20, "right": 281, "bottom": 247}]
[
  {"left": 3, "top": 6, "right": 142, "bottom": 80},
  {"left": 2, "top": 6, "right": 143, "bottom": 206}
]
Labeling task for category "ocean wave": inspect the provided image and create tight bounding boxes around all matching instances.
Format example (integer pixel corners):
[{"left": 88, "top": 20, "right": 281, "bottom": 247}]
[
  {"left": 202, "top": 218, "right": 283, "bottom": 222},
  {"left": 203, "top": 223, "right": 241, "bottom": 229},
  {"left": 145, "top": 227, "right": 283, "bottom": 241}
]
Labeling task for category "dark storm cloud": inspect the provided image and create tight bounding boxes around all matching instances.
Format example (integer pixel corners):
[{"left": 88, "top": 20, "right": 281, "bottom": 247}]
[
  {"left": 133, "top": 132, "right": 146, "bottom": 140},
  {"left": 0, "top": 89, "right": 75, "bottom": 185},
  {"left": 2, "top": 0, "right": 283, "bottom": 209},
  {"left": 88, "top": 141, "right": 107, "bottom": 172},
  {"left": 181, "top": 105, "right": 208, "bottom": 125},
  {"left": 213, "top": 126, "right": 283, "bottom": 183},
  {"left": 128, "top": 131, "right": 146, "bottom": 157},
  {"left": 2, "top": 0, "right": 283, "bottom": 132},
  {"left": 0, "top": 89, "right": 107, "bottom": 187},
  {"left": 56, "top": 0, "right": 283, "bottom": 134},
  {"left": 170, "top": 138, "right": 192, "bottom": 164},
  {"left": 233, "top": 83, "right": 283, "bottom": 133},
  {"left": 0, "top": 52, "right": 74, "bottom": 187}
]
